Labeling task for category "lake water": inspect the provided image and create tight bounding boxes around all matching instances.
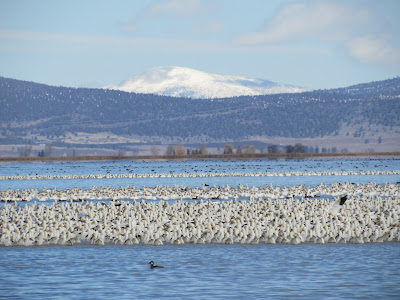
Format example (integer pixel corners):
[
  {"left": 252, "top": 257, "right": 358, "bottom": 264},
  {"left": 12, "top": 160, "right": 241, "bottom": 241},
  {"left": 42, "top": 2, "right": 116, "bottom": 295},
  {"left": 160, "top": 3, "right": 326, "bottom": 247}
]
[
  {"left": 1, "top": 157, "right": 399, "bottom": 191},
  {"left": 1, "top": 157, "right": 400, "bottom": 298},
  {"left": 1, "top": 243, "right": 399, "bottom": 299}
]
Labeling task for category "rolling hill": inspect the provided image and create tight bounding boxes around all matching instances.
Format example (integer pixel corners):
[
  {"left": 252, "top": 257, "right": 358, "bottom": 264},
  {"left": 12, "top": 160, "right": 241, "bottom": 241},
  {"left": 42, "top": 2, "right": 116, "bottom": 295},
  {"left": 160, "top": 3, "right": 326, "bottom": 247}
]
[{"left": 0, "top": 75, "right": 399, "bottom": 155}]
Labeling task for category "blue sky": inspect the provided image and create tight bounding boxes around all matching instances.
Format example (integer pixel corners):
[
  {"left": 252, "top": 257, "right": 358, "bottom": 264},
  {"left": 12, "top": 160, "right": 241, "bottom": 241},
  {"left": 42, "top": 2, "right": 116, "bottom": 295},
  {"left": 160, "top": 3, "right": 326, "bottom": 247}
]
[{"left": 0, "top": 0, "right": 399, "bottom": 89}]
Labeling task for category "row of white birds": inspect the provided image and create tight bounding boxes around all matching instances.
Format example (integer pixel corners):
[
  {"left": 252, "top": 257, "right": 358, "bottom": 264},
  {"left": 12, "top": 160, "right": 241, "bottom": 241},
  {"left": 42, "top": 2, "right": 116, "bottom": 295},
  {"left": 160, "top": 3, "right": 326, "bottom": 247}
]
[
  {"left": 1, "top": 194, "right": 399, "bottom": 246},
  {"left": 1, "top": 169, "right": 399, "bottom": 181},
  {"left": 1, "top": 182, "right": 399, "bottom": 202}
]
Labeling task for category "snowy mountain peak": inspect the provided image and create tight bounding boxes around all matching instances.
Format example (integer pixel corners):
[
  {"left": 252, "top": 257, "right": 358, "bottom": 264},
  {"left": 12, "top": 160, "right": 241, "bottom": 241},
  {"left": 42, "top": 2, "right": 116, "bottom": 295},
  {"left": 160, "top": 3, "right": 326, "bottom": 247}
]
[{"left": 105, "top": 66, "right": 307, "bottom": 99}]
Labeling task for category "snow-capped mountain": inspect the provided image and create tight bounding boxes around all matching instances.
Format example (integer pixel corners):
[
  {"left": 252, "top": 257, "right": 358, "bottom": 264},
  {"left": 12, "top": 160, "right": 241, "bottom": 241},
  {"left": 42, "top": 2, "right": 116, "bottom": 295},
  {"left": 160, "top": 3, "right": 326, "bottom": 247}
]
[{"left": 105, "top": 66, "right": 307, "bottom": 98}]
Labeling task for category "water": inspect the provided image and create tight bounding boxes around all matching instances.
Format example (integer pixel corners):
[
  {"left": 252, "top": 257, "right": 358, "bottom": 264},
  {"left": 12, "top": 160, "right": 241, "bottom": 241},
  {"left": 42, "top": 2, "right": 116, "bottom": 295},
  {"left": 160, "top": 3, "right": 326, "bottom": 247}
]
[
  {"left": 1, "top": 157, "right": 399, "bottom": 177},
  {"left": 1, "top": 243, "right": 399, "bottom": 299},
  {"left": 1, "top": 157, "right": 399, "bottom": 191},
  {"left": 1, "top": 157, "right": 400, "bottom": 298}
]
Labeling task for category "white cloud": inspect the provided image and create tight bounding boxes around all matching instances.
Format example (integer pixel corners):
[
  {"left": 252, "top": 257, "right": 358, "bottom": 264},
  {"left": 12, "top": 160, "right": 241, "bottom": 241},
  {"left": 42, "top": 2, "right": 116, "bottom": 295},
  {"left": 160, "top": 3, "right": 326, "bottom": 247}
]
[
  {"left": 347, "top": 35, "right": 400, "bottom": 67},
  {"left": 120, "top": 0, "right": 223, "bottom": 37},
  {"left": 233, "top": 0, "right": 400, "bottom": 68},
  {"left": 142, "top": 0, "right": 204, "bottom": 18},
  {"left": 235, "top": 1, "right": 369, "bottom": 44},
  {"left": 0, "top": 29, "right": 227, "bottom": 54}
]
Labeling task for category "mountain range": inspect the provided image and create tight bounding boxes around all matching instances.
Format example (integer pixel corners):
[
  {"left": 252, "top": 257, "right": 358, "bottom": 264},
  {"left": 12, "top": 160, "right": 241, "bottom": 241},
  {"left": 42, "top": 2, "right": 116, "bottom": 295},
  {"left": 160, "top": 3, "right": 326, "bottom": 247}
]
[
  {"left": 0, "top": 74, "right": 399, "bottom": 155},
  {"left": 105, "top": 66, "right": 307, "bottom": 98}
]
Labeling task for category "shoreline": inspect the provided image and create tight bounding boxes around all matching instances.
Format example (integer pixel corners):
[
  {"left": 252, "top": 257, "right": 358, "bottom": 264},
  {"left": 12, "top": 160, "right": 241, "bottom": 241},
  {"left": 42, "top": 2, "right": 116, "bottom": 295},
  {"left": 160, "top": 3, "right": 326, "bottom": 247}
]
[{"left": 0, "top": 151, "right": 400, "bottom": 162}]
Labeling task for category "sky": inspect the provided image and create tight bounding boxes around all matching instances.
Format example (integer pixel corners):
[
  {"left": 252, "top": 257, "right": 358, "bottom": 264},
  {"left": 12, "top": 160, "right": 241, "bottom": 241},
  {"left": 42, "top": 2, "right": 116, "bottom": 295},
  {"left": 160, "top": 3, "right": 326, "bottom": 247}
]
[{"left": 0, "top": 0, "right": 399, "bottom": 90}]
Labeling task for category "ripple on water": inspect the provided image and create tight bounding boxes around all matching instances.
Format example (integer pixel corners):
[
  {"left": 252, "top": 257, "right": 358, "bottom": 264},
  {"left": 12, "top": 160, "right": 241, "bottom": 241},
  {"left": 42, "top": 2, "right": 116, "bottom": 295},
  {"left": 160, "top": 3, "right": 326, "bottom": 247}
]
[{"left": 0, "top": 244, "right": 400, "bottom": 299}]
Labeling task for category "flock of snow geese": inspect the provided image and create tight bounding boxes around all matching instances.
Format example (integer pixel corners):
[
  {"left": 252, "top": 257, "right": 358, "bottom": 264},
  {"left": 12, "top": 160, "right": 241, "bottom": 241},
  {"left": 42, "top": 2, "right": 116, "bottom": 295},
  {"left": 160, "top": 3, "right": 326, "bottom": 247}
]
[
  {"left": 1, "top": 169, "right": 399, "bottom": 181},
  {"left": 1, "top": 169, "right": 399, "bottom": 246},
  {"left": 0, "top": 182, "right": 399, "bottom": 203}
]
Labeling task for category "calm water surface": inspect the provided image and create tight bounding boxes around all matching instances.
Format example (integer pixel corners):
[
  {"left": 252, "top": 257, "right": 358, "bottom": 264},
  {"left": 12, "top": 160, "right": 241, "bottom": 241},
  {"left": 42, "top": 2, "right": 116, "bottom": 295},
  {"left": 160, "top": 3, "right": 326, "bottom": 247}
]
[{"left": 1, "top": 243, "right": 399, "bottom": 299}]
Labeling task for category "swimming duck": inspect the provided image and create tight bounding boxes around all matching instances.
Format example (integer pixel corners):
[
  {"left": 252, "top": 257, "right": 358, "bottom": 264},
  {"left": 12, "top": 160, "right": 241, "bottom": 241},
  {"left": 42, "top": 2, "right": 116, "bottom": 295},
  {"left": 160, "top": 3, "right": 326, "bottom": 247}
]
[{"left": 149, "top": 261, "right": 164, "bottom": 269}]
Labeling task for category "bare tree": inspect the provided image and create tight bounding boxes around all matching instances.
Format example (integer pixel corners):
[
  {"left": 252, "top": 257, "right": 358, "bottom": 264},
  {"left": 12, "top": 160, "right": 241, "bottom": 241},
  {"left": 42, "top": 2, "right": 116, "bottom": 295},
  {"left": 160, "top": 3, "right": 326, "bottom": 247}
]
[
  {"left": 285, "top": 145, "right": 295, "bottom": 153},
  {"left": 175, "top": 143, "right": 186, "bottom": 156},
  {"left": 236, "top": 146, "right": 242, "bottom": 154},
  {"left": 223, "top": 144, "right": 233, "bottom": 154},
  {"left": 19, "top": 144, "right": 32, "bottom": 157},
  {"left": 268, "top": 145, "right": 279, "bottom": 153},
  {"left": 199, "top": 144, "right": 208, "bottom": 155},
  {"left": 44, "top": 143, "right": 53, "bottom": 157},
  {"left": 165, "top": 144, "right": 175, "bottom": 156},
  {"left": 243, "top": 144, "right": 256, "bottom": 154},
  {"left": 294, "top": 143, "right": 305, "bottom": 153},
  {"left": 191, "top": 149, "right": 200, "bottom": 155}
]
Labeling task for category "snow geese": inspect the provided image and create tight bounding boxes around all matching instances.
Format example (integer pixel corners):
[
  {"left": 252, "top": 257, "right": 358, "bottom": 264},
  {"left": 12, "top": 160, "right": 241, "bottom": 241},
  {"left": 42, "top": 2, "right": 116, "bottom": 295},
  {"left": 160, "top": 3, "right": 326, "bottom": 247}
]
[
  {"left": 1, "top": 192, "right": 399, "bottom": 246},
  {"left": 1, "top": 182, "right": 399, "bottom": 203}
]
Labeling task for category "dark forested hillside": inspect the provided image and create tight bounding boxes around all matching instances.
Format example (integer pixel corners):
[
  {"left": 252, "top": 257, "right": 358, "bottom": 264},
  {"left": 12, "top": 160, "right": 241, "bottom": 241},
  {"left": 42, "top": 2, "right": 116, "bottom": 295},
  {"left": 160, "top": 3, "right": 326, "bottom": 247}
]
[
  {"left": 0, "top": 76, "right": 399, "bottom": 144},
  {"left": 328, "top": 77, "right": 400, "bottom": 96}
]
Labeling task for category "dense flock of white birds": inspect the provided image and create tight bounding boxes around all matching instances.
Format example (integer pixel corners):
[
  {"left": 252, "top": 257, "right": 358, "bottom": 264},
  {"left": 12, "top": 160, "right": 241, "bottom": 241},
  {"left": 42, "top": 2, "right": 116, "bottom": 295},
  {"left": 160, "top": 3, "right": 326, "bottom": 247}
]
[
  {"left": 1, "top": 196, "right": 399, "bottom": 247},
  {"left": 1, "top": 170, "right": 399, "bottom": 181},
  {"left": 1, "top": 180, "right": 399, "bottom": 246},
  {"left": 0, "top": 182, "right": 399, "bottom": 202}
]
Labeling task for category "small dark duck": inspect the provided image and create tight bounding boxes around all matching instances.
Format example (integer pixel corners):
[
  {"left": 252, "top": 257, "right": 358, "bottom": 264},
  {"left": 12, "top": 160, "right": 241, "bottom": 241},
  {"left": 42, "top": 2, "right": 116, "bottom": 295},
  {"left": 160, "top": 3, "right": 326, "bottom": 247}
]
[{"left": 149, "top": 261, "right": 164, "bottom": 269}]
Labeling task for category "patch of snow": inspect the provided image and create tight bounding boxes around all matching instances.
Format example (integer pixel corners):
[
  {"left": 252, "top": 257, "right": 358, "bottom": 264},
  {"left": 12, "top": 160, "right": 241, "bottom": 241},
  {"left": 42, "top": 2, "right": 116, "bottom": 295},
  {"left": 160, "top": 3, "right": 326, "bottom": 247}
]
[{"left": 105, "top": 66, "right": 308, "bottom": 99}]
